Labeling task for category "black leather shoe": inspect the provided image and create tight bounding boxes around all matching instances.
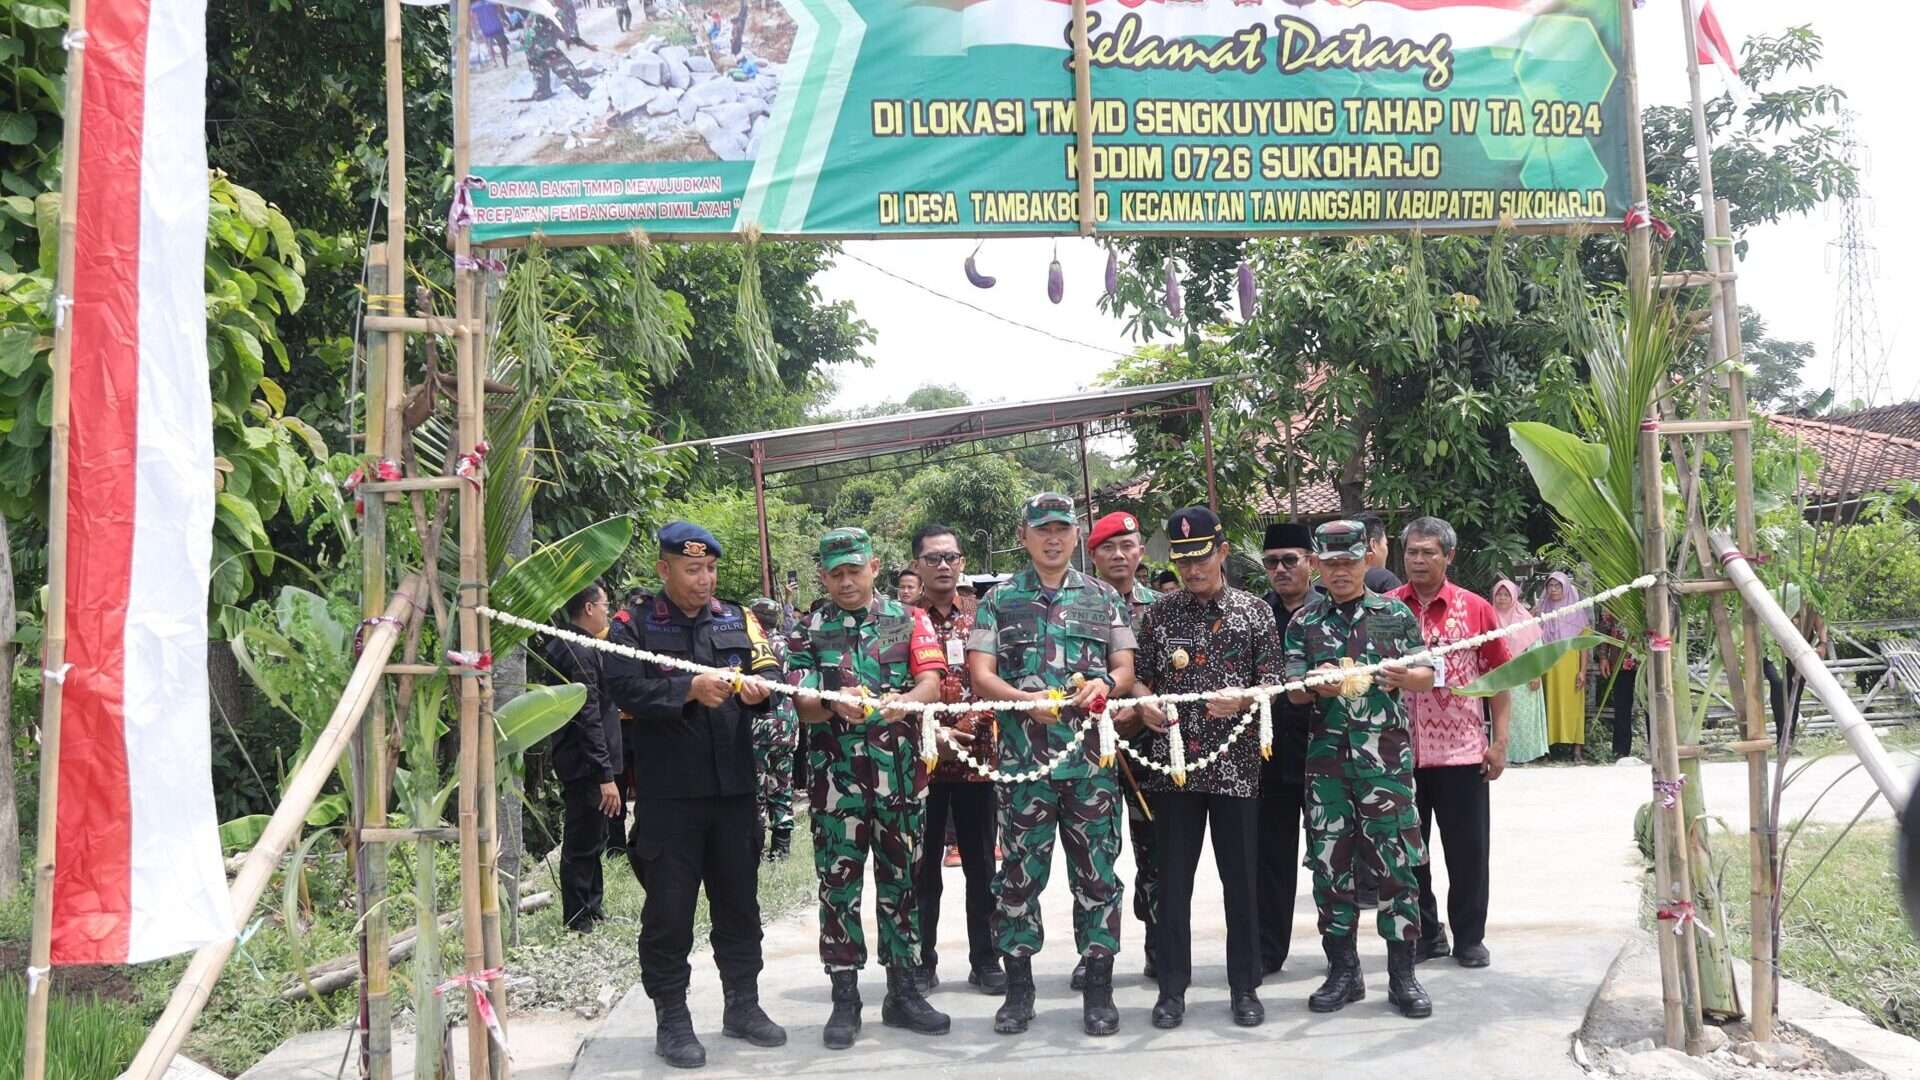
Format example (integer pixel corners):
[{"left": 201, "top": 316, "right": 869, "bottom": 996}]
[
  {"left": 822, "top": 970, "right": 862, "bottom": 1050},
  {"left": 968, "top": 962, "right": 1008, "bottom": 995},
  {"left": 1417, "top": 926, "right": 1451, "bottom": 964},
  {"left": 1070, "top": 955, "right": 1087, "bottom": 991},
  {"left": 1307, "top": 935, "right": 1365, "bottom": 1013},
  {"left": 995, "top": 956, "right": 1036, "bottom": 1034},
  {"left": 1231, "top": 990, "right": 1265, "bottom": 1028},
  {"left": 1151, "top": 992, "right": 1185, "bottom": 1029},
  {"left": 1455, "top": 942, "right": 1490, "bottom": 968},
  {"left": 883, "top": 965, "right": 952, "bottom": 1035},
  {"left": 654, "top": 995, "right": 707, "bottom": 1069},
  {"left": 1387, "top": 942, "right": 1434, "bottom": 1019},
  {"left": 720, "top": 983, "right": 787, "bottom": 1047},
  {"left": 1081, "top": 955, "right": 1119, "bottom": 1036}
]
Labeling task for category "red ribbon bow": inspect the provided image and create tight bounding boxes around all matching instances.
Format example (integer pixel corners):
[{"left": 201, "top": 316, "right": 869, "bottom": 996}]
[
  {"left": 1623, "top": 204, "right": 1676, "bottom": 242},
  {"left": 455, "top": 442, "right": 491, "bottom": 488},
  {"left": 447, "top": 174, "right": 487, "bottom": 233},
  {"left": 1656, "top": 900, "right": 1714, "bottom": 938},
  {"left": 1647, "top": 634, "right": 1673, "bottom": 653},
  {"left": 1652, "top": 776, "right": 1686, "bottom": 809},
  {"left": 446, "top": 650, "right": 493, "bottom": 672},
  {"left": 436, "top": 968, "right": 511, "bottom": 1056}
]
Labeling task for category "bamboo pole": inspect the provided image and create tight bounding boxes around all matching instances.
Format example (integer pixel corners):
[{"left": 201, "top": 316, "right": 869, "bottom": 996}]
[
  {"left": 1710, "top": 536, "right": 1909, "bottom": 813},
  {"left": 1069, "top": 0, "right": 1094, "bottom": 236},
  {"left": 125, "top": 578, "right": 423, "bottom": 1080},
  {"left": 360, "top": 259, "right": 396, "bottom": 1080},
  {"left": 472, "top": 263, "right": 509, "bottom": 1080},
  {"left": 450, "top": 1, "right": 497, "bottom": 1072},
  {"left": 1678, "top": 0, "right": 1729, "bottom": 379},
  {"left": 22, "top": 0, "right": 90, "bottom": 1073},
  {"left": 381, "top": 0, "right": 408, "bottom": 464},
  {"left": 1619, "top": 0, "right": 1651, "bottom": 294},
  {"left": 1717, "top": 198, "right": 1774, "bottom": 1040},
  {"left": 1640, "top": 423, "right": 1708, "bottom": 1054}
]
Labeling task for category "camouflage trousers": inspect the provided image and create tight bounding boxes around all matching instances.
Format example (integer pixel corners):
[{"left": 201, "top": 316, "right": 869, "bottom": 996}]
[
  {"left": 812, "top": 799, "right": 923, "bottom": 971},
  {"left": 753, "top": 740, "right": 795, "bottom": 833},
  {"left": 993, "top": 774, "right": 1123, "bottom": 959},
  {"left": 1305, "top": 771, "right": 1425, "bottom": 942},
  {"left": 1125, "top": 784, "right": 1159, "bottom": 941}
]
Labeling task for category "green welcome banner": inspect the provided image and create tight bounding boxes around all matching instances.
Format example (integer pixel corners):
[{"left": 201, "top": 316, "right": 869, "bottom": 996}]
[{"left": 467, "top": 0, "right": 1628, "bottom": 242}]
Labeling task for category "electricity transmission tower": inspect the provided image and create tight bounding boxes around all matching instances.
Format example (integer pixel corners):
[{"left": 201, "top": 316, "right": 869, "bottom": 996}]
[{"left": 1827, "top": 113, "right": 1888, "bottom": 409}]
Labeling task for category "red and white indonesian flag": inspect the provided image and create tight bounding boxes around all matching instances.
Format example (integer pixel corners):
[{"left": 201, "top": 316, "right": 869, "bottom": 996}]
[{"left": 53, "top": 0, "right": 233, "bottom": 964}]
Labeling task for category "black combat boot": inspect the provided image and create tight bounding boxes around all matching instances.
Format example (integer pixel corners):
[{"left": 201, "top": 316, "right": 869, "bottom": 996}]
[
  {"left": 968, "top": 958, "right": 1008, "bottom": 995},
  {"left": 1081, "top": 955, "right": 1119, "bottom": 1036},
  {"left": 883, "top": 965, "right": 952, "bottom": 1035},
  {"left": 720, "top": 980, "right": 787, "bottom": 1046},
  {"left": 994, "top": 955, "right": 1036, "bottom": 1034},
  {"left": 1070, "top": 955, "right": 1087, "bottom": 990},
  {"left": 768, "top": 825, "right": 792, "bottom": 862},
  {"left": 653, "top": 994, "right": 707, "bottom": 1069},
  {"left": 912, "top": 962, "right": 939, "bottom": 994},
  {"left": 1386, "top": 941, "right": 1434, "bottom": 1018},
  {"left": 822, "top": 970, "right": 862, "bottom": 1050},
  {"left": 1307, "top": 935, "right": 1365, "bottom": 1013}
]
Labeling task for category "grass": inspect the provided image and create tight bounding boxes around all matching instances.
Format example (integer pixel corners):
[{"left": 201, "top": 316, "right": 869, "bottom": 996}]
[
  {"left": 1671, "top": 820, "right": 1920, "bottom": 1040},
  {"left": 0, "top": 811, "right": 821, "bottom": 1077},
  {"left": 1, "top": 976, "right": 148, "bottom": 1080}
]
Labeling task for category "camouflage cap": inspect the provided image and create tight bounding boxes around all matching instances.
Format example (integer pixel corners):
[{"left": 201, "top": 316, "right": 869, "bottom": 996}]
[
  {"left": 1023, "top": 491, "right": 1078, "bottom": 528},
  {"left": 817, "top": 527, "right": 875, "bottom": 571},
  {"left": 1313, "top": 519, "right": 1368, "bottom": 560}
]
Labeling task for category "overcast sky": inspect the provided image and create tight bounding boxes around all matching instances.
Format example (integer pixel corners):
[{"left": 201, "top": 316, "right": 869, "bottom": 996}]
[{"left": 814, "top": 2, "right": 1919, "bottom": 413}]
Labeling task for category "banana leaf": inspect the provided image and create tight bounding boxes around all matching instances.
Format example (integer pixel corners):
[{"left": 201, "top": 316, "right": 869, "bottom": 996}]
[
  {"left": 495, "top": 683, "right": 586, "bottom": 757},
  {"left": 1453, "top": 633, "right": 1617, "bottom": 697},
  {"left": 486, "top": 515, "right": 635, "bottom": 658}
]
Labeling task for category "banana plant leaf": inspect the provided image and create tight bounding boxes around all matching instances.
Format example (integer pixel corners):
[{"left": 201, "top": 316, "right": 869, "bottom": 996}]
[
  {"left": 1452, "top": 633, "right": 1618, "bottom": 698},
  {"left": 217, "top": 792, "right": 350, "bottom": 852},
  {"left": 496, "top": 683, "right": 586, "bottom": 757},
  {"left": 486, "top": 515, "right": 635, "bottom": 658}
]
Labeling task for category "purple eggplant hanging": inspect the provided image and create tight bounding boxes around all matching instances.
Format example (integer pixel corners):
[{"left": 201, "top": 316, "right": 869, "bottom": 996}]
[
  {"left": 964, "top": 245, "right": 996, "bottom": 289},
  {"left": 1104, "top": 246, "right": 1119, "bottom": 299},
  {"left": 1236, "top": 258, "right": 1256, "bottom": 321},
  {"left": 1047, "top": 252, "right": 1064, "bottom": 305},
  {"left": 1164, "top": 255, "right": 1183, "bottom": 319}
]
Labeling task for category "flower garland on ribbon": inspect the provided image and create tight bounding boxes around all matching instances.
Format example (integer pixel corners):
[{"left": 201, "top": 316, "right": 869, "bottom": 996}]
[{"left": 475, "top": 572, "right": 1652, "bottom": 786}]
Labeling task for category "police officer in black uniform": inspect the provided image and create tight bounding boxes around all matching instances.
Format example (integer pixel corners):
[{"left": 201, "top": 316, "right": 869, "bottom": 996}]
[
  {"left": 543, "top": 581, "right": 622, "bottom": 932},
  {"left": 605, "top": 523, "right": 787, "bottom": 1069}
]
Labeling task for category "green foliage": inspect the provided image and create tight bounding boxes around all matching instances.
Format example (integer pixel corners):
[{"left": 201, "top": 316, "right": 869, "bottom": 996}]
[
  {"left": 648, "top": 488, "right": 822, "bottom": 604},
  {"left": 489, "top": 516, "right": 636, "bottom": 659},
  {"left": 0, "top": 0, "right": 67, "bottom": 274},
  {"left": 1455, "top": 633, "right": 1613, "bottom": 697},
  {"left": 0, "top": 977, "right": 146, "bottom": 1080},
  {"left": 494, "top": 684, "right": 585, "bottom": 757},
  {"left": 1815, "top": 519, "right": 1920, "bottom": 624}
]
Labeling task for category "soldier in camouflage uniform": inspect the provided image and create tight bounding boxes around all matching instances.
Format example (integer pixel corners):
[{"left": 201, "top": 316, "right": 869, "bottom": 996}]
[
  {"left": 1087, "top": 510, "right": 1162, "bottom": 985},
  {"left": 1282, "top": 520, "right": 1436, "bottom": 1019},
  {"left": 749, "top": 598, "right": 799, "bottom": 861},
  {"left": 523, "top": 14, "right": 592, "bottom": 101},
  {"left": 789, "top": 528, "right": 951, "bottom": 1049},
  {"left": 968, "top": 493, "right": 1137, "bottom": 1038}
]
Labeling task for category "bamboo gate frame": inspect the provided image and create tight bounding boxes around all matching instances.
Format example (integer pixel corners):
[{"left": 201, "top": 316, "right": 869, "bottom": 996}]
[{"left": 34, "top": 0, "right": 1914, "bottom": 1075}]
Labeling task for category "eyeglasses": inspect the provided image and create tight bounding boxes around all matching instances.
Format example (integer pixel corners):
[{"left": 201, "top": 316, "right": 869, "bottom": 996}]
[
  {"left": 1262, "top": 554, "right": 1304, "bottom": 570},
  {"left": 919, "top": 552, "right": 965, "bottom": 565}
]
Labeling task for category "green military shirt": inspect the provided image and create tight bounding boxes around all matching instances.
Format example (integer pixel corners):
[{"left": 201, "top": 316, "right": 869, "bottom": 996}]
[
  {"left": 1281, "top": 589, "right": 1431, "bottom": 780},
  {"left": 788, "top": 597, "right": 944, "bottom": 810},
  {"left": 968, "top": 566, "right": 1137, "bottom": 781}
]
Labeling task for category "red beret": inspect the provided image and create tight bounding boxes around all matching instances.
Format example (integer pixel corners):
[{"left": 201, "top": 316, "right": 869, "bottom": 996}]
[{"left": 1088, "top": 511, "right": 1142, "bottom": 552}]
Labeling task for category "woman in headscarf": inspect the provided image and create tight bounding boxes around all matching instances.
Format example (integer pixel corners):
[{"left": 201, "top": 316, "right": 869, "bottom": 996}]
[
  {"left": 1491, "top": 579, "right": 1549, "bottom": 764},
  {"left": 1535, "top": 572, "right": 1592, "bottom": 760}
]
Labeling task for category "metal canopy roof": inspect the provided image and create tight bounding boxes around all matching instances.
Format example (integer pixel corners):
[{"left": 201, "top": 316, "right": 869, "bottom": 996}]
[{"left": 664, "top": 378, "right": 1220, "bottom": 473}]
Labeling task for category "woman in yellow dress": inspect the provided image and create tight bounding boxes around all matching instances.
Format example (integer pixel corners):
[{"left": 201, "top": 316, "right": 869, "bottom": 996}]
[{"left": 1536, "top": 572, "right": 1591, "bottom": 761}]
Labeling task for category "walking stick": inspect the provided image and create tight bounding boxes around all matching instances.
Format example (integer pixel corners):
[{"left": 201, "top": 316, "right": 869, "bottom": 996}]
[{"left": 1116, "top": 752, "right": 1153, "bottom": 822}]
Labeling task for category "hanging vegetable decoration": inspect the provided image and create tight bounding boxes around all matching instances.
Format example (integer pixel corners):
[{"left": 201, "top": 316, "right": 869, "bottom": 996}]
[
  {"left": 964, "top": 244, "right": 996, "bottom": 289},
  {"left": 735, "top": 224, "right": 778, "bottom": 383},
  {"left": 1164, "top": 254, "right": 1183, "bottom": 319},
  {"left": 1554, "top": 229, "right": 1592, "bottom": 355},
  {"left": 1484, "top": 218, "right": 1517, "bottom": 323},
  {"left": 1236, "top": 258, "right": 1257, "bottom": 321},
  {"left": 1405, "top": 228, "right": 1436, "bottom": 360},
  {"left": 1047, "top": 244, "right": 1064, "bottom": 305},
  {"left": 1103, "top": 245, "right": 1119, "bottom": 299},
  {"left": 627, "top": 229, "right": 692, "bottom": 381}
]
